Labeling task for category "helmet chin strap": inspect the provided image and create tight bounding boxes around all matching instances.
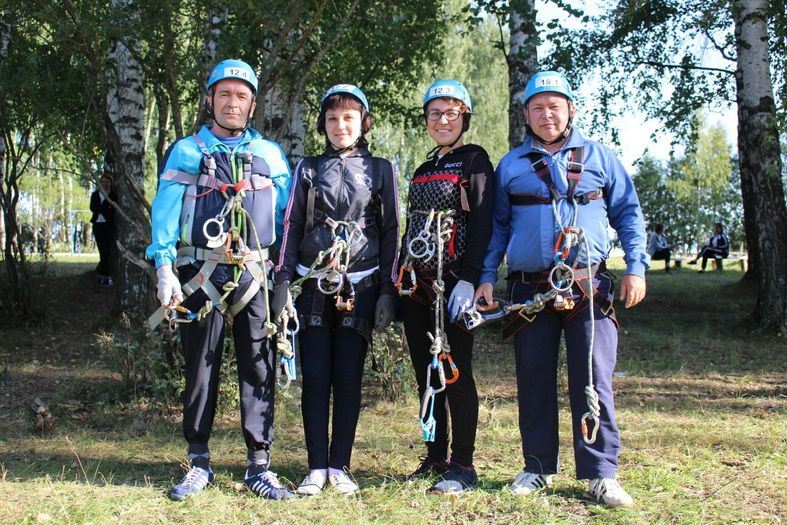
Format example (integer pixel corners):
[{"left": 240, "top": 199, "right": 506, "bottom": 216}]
[
  {"left": 426, "top": 134, "right": 464, "bottom": 162},
  {"left": 329, "top": 136, "right": 361, "bottom": 155}
]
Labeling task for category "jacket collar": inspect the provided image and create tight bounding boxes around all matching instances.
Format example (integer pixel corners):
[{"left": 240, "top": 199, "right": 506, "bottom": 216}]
[{"left": 198, "top": 124, "right": 261, "bottom": 150}]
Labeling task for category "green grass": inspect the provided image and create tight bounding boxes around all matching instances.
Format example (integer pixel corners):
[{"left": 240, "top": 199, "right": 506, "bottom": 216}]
[{"left": 0, "top": 257, "right": 784, "bottom": 524}]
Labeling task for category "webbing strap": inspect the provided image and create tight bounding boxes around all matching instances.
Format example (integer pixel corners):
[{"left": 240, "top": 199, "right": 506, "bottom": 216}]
[
  {"left": 525, "top": 146, "right": 585, "bottom": 203},
  {"left": 228, "top": 279, "right": 261, "bottom": 316},
  {"left": 510, "top": 187, "right": 603, "bottom": 207}
]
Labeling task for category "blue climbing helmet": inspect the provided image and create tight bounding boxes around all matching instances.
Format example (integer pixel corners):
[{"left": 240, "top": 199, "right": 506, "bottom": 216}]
[
  {"left": 423, "top": 79, "right": 473, "bottom": 113},
  {"left": 321, "top": 84, "right": 369, "bottom": 111},
  {"left": 207, "top": 59, "right": 259, "bottom": 95},
  {"left": 523, "top": 71, "right": 573, "bottom": 105}
]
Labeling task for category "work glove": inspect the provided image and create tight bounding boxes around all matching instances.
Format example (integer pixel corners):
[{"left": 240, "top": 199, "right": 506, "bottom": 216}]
[
  {"left": 447, "top": 279, "right": 474, "bottom": 323},
  {"left": 374, "top": 294, "right": 397, "bottom": 332},
  {"left": 156, "top": 265, "right": 183, "bottom": 307},
  {"left": 271, "top": 281, "right": 293, "bottom": 321}
]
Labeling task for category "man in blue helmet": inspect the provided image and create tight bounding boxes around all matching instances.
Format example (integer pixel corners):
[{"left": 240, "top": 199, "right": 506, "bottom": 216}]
[
  {"left": 475, "top": 71, "right": 648, "bottom": 506},
  {"left": 146, "top": 59, "right": 294, "bottom": 501}
]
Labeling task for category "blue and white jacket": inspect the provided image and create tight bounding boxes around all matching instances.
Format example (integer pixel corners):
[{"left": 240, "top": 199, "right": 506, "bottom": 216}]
[
  {"left": 480, "top": 129, "right": 649, "bottom": 284},
  {"left": 146, "top": 125, "right": 292, "bottom": 268}
]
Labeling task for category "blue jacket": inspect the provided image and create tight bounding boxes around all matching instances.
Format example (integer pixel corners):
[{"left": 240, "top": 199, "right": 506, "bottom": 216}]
[
  {"left": 146, "top": 125, "right": 292, "bottom": 268},
  {"left": 480, "top": 129, "right": 649, "bottom": 284}
]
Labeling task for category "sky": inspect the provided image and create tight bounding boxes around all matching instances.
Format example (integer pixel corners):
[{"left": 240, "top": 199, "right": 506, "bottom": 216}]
[{"left": 535, "top": 0, "right": 740, "bottom": 172}]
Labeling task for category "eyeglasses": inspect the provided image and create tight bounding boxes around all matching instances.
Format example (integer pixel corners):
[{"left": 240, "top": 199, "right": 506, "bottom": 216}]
[{"left": 426, "top": 109, "right": 463, "bottom": 122}]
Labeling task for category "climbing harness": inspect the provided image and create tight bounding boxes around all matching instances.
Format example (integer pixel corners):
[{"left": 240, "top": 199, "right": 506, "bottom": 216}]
[
  {"left": 471, "top": 147, "right": 603, "bottom": 444},
  {"left": 287, "top": 217, "right": 362, "bottom": 312},
  {"left": 402, "top": 210, "right": 461, "bottom": 442},
  {"left": 148, "top": 135, "right": 277, "bottom": 340}
]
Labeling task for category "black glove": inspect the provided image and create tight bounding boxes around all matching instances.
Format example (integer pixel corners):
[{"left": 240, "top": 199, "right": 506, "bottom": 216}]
[
  {"left": 374, "top": 294, "right": 397, "bottom": 331},
  {"left": 270, "top": 281, "right": 292, "bottom": 320}
]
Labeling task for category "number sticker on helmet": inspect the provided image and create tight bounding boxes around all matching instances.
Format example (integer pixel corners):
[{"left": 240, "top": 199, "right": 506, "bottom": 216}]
[
  {"left": 430, "top": 86, "right": 455, "bottom": 97},
  {"left": 225, "top": 67, "right": 249, "bottom": 80},
  {"left": 536, "top": 76, "right": 562, "bottom": 88}
]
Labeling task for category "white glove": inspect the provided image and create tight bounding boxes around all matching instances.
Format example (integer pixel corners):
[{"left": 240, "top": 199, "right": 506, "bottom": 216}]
[
  {"left": 156, "top": 265, "right": 183, "bottom": 307},
  {"left": 447, "top": 279, "right": 475, "bottom": 323}
]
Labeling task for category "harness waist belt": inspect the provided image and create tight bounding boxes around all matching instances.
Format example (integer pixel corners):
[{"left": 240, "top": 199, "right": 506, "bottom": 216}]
[
  {"left": 507, "top": 262, "right": 605, "bottom": 283},
  {"left": 178, "top": 246, "right": 268, "bottom": 264},
  {"left": 303, "top": 270, "right": 380, "bottom": 294}
]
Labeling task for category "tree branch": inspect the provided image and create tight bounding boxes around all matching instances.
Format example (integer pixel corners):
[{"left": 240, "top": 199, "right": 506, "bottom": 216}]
[
  {"left": 629, "top": 59, "right": 734, "bottom": 75},
  {"left": 116, "top": 239, "right": 156, "bottom": 281}
]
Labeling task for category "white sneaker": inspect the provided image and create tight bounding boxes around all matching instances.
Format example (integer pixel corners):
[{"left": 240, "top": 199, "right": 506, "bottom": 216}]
[
  {"left": 328, "top": 470, "right": 359, "bottom": 495},
  {"left": 296, "top": 470, "right": 326, "bottom": 496},
  {"left": 587, "top": 478, "right": 634, "bottom": 507},
  {"left": 509, "top": 470, "right": 554, "bottom": 495}
]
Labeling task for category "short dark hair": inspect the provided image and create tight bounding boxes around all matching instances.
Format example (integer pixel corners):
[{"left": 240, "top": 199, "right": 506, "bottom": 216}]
[
  {"left": 317, "top": 93, "right": 372, "bottom": 150},
  {"left": 655, "top": 223, "right": 664, "bottom": 233}
]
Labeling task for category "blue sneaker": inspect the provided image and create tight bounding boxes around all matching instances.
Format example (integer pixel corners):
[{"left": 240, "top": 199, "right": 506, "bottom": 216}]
[
  {"left": 244, "top": 469, "right": 295, "bottom": 500},
  {"left": 169, "top": 465, "right": 214, "bottom": 501}
]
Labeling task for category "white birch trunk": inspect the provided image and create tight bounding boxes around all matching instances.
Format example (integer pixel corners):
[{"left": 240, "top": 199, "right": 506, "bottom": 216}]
[
  {"left": 261, "top": 85, "right": 305, "bottom": 168},
  {"left": 106, "top": 0, "right": 148, "bottom": 316},
  {"left": 508, "top": 0, "right": 538, "bottom": 149},
  {"left": 733, "top": 0, "right": 787, "bottom": 329}
]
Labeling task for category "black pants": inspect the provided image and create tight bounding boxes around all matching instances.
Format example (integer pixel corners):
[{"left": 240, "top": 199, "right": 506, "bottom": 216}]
[
  {"left": 698, "top": 246, "right": 725, "bottom": 270},
  {"left": 401, "top": 278, "right": 478, "bottom": 467},
  {"left": 178, "top": 268, "right": 276, "bottom": 464},
  {"left": 650, "top": 248, "right": 671, "bottom": 270},
  {"left": 296, "top": 283, "right": 377, "bottom": 470},
  {"left": 93, "top": 222, "right": 114, "bottom": 276}
]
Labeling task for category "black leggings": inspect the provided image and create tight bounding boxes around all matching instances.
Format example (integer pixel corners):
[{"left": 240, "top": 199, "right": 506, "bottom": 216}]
[
  {"left": 296, "top": 283, "right": 377, "bottom": 470},
  {"left": 401, "top": 284, "right": 478, "bottom": 467}
]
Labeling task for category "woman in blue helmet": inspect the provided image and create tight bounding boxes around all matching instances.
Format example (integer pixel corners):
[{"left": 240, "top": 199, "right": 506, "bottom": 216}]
[
  {"left": 398, "top": 79, "right": 496, "bottom": 494},
  {"left": 272, "top": 84, "right": 399, "bottom": 496}
]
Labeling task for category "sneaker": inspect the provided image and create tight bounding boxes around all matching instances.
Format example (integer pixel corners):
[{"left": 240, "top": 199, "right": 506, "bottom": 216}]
[
  {"left": 244, "top": 469, "right": 295, "bottom": 500},
  {"left": 587, "top": 478, "right": 634, "bottom": 507},
  {"left": 428, "top": 462, "right": 478, "bottom": 494},
  {"left": 169, "top": 464, "right": 214, "bottom": 501},
  {"left": 509, "top": 470, "right": 554, "bottom": 496},
  {"left": 328, "top": 470, "right": 359, "bottom": 495},
  {"left": 698, "top": 269, "right": 705, "bottom": 273},
  {"left": 406, "top": 456, "right": 450, "bottom": 481},
  {"left": 296, "top": 470, "right": 326, "bottom": 496},
  {"left": 688, "top": 260, "right": 697, "bottom": 265}
]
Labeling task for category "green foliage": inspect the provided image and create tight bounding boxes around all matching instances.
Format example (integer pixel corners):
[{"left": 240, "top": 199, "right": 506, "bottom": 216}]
[
  {"left": 97, "top": 315, "right": 185, "bottom": 408},
  {"left": 635, "top": 119, "right": 743, "bottom": 250},
  {"left": 367, "top": 325, "right": 416, "bottom": 402}
]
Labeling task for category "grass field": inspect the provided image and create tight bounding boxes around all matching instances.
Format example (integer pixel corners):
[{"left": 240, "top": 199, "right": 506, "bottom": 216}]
[{"left": 0, "top": 258, "right": 784, "bottom": 524}]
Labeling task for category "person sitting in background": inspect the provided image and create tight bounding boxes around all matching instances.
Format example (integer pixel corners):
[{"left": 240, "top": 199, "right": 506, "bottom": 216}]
[
  {"left": 647, "top": 223, "right": 676, "bottom": 273},
  {"left": 688, "top": 222, "right": 729, "bottom": 272}
]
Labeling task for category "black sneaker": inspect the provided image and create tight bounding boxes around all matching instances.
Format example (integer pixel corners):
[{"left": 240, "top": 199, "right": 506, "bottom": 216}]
[
  {"left": 428, "top": 462, "right": 478, "bottom": 494},
  {"left": 687, "top": 260, "right": 697, "bottom": 265},
  {"left": 244, "top": 468, "right": 295, "bottom": 500},
  {"left": 406, "top": 456, "right": 449, "bottom": 481}
]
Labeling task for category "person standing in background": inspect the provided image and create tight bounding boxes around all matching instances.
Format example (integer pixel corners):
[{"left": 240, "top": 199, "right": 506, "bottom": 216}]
[{"left": 90, "top": 175, "right": 117, "bottom": 286}]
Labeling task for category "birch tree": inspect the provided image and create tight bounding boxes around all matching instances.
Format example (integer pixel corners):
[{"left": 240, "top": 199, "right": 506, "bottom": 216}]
[
  {"left": 105, "top": 0, "right": 150, "bottom": 318},
  {"left": 733, "top": 0, "right": 787, "bottom": 330},
  {"left": 548, "top": 0, "right": 787, "bottom": 330}
]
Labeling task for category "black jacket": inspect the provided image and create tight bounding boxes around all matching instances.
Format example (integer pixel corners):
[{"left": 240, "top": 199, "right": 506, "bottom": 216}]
[
  {"left": 90, "top": 190, "right": 117, "bottom": 226},
  {"left": 400, "top": 144, "right": 495, "bottom": 285},
  {"left": 276, "top": 147, "right": 399, "bottom": 294}
]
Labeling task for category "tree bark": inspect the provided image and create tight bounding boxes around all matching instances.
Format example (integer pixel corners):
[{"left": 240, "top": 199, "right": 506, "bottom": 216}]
[
  {"left": 507, "top": 0, "right": 538, "bottom": 150},
  {"left": 106, "top": 0, "right": 149, "bottom": 319},
  {"left": 733, "top": 0, "right": 787, "bottom": 330},
  {"left": 261, "top": 86, "right": 306, "bottom": 168}
]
